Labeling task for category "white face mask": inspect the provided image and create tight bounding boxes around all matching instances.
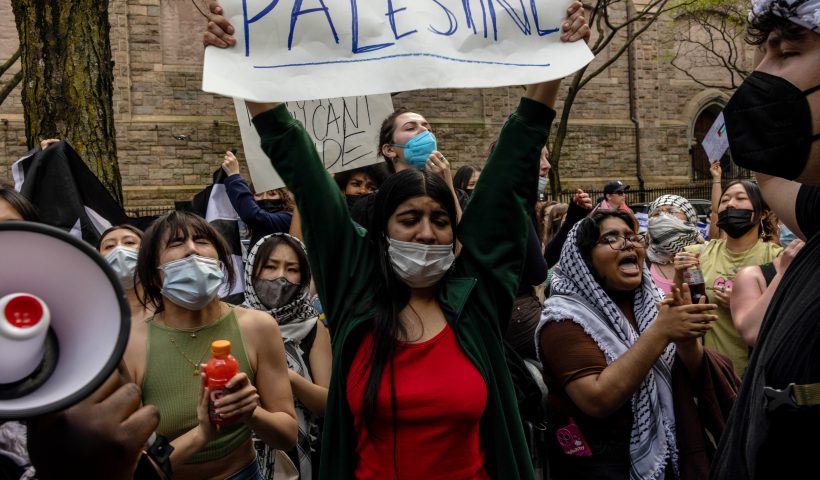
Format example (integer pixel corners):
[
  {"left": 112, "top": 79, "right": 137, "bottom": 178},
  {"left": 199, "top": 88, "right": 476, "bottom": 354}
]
[
  {"left": 105, "top": 246, "right": 139, "bottom": 289},
  {"left": 158, "top": 255, "right": 225, "bottom": 310},
  {"left": 387, "top": 238, "right": 455, "bottom": 288},
  {"left": 537, "top": 176, "right": 549, "bottom": 195}
]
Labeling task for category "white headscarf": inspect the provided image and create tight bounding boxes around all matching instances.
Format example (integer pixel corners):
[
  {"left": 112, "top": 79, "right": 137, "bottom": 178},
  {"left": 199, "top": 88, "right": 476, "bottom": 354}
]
[{"left": 751, "top": 0, "right": 820, "bottom": 32}]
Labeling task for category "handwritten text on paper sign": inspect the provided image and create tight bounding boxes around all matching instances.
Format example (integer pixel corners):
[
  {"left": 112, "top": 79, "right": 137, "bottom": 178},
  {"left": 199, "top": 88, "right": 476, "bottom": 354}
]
[
  {"left": 234, "top": 94, "right": 394, "bottom": 192},
  {"left": 203, "top": 0, "right": 594, "bottom": 102}
]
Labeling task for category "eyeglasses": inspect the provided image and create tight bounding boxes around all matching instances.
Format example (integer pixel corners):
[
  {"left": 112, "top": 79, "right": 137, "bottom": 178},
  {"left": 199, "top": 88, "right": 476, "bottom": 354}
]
[
  {"left": 650, "top": 206, "right": 681, "bottom": 217},
  {"left": 611, "top": 191, "right": 625, "bottom": 196},
  {"left": 597, "top": 233, "right": 646, "bottom": 251}
]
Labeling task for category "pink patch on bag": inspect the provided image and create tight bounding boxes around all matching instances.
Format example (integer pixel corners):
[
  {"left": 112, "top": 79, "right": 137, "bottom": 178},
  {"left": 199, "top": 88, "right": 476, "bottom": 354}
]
[{"left": 556, "top": 417, "right": 592, "bottom": 456}]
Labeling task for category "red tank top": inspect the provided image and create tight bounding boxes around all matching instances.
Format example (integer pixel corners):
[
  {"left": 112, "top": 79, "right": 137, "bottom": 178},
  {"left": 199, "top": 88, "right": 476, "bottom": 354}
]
[{"left": 346, "top": 323, "right": 490, "bottom": 480}]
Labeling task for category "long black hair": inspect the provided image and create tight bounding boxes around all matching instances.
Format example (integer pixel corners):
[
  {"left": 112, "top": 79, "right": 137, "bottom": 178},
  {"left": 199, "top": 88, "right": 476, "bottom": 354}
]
[
  {"left": 359, "top": 167, "right": 457, "bottom": 437},
  {"left": 721, "top": 180, "right": 775, "bottom": 240},
  {"left": 453, "top": 164, "right": 481, "bottom": 192},
  {"left": 251, "top": 234, "right": 311, "bottom": 290}
]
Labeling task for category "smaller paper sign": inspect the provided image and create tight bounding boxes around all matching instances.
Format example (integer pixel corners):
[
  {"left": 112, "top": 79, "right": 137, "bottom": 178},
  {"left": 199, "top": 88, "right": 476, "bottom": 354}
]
[
  {"left": 233, "top": 94, "right": 394, "bottom": 192},
  {"left": 702, "top": 112, "right": 730, "bottom": 164}
]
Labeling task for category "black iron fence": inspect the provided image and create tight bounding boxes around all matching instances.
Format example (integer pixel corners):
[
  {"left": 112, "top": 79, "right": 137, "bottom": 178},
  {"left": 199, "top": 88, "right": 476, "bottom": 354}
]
[
  {"left": 124, "top": 206, "right": 174, "bottom": 218},
  {"left": 552, "top": 180, "right": 744, "bottom": 206}
]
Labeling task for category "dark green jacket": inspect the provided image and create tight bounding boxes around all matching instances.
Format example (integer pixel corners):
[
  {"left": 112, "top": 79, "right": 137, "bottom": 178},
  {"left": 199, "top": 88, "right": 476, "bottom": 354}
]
[{"left": 253, "top": 97, "right": 554, "bottom": 480}]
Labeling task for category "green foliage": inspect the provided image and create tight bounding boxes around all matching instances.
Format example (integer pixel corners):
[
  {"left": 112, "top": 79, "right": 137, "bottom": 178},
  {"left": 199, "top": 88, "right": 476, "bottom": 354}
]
[{"left": 673, "top": 0, "right": 750, "bottom": 27}]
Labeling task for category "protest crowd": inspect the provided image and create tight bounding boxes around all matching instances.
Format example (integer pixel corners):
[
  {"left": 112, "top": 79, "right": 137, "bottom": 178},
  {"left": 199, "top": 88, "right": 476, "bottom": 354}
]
[{"left": 0, "top": 0, "right": 818, "bottom": 478}]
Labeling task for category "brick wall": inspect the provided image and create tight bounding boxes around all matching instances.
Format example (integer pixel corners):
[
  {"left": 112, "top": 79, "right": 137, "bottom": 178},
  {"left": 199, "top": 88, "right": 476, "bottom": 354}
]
[{"left": 0, "top": 0, "right": 755, "bottom": 208}]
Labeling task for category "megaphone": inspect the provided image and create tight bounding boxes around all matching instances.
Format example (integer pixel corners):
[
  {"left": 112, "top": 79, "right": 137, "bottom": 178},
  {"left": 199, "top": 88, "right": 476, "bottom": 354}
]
[{"left": 0, "top": 221, "right": 129, "bottom": 419}]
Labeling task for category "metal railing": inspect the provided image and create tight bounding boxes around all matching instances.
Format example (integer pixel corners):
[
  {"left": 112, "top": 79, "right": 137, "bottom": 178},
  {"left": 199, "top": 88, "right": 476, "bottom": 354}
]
[
  {"left": 552, "top": 177, "right": 750, "bottom": 206},
  {"left": 124, "top": 206, "right": 174, "bottom": 218}
]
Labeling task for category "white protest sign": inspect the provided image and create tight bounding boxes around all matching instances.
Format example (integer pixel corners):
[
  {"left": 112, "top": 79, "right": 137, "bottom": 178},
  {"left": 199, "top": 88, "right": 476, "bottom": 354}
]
[
  {"left": 234, "top": 94, "right": 394, "bottom": 192},
  {"left": 204, "top": 0, "right": 594, "bottom": 102},
  {"left": 635, "top": 212, "right": 649, "bottom": 234},
  {"left": 702, "top": 112, "right": 729, "bottom": 164}
]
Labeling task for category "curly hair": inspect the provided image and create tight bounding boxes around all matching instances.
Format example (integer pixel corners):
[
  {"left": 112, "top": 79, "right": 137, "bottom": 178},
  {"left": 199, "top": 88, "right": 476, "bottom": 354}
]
[{"left": 747, "top": 10, "right": 808, "bottom": 45}]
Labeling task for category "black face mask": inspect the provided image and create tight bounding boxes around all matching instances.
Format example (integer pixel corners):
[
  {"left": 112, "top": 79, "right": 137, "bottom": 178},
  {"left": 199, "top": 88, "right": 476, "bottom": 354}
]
[
  {"left": 724, "top": 71, "right": 820, "bottom": 180},
  {"left": 257, "top": 199, "right": 285, "bottom": 213},
  {"left": 345, "top": 195, "right": 363, "bottom": 211},
  {"left": 253, "top": 277, "right": 300, "bottom": 310},
  {"left": 717, "top": 208, "right": 756, "bottom": 238}
]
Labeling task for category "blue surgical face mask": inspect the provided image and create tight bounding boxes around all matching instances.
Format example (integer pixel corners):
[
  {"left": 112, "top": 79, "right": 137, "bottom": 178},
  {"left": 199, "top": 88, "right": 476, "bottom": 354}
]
[
  {"left": 159, "top": 255, "right": 225, "bottom": 310},
  {"left": 105, "top": 246, "right": 139, "bottom": 289},
  {"left": 779, "top": 223, "right": 798, "bottom": 248},
  {"left": 391, "top": 130, "right": 437, "bottom": 169}
]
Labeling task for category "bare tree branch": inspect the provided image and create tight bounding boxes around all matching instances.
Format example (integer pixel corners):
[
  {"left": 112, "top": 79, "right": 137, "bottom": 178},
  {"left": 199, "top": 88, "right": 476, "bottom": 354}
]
[
  {"left": 0, "top": 47, "right": 21, "bottom": 78},
  {"left": 548, "top": 0, "right": 700, "bottom": 194},
  {"left": 667, "top": 3, "right": 750, "bottom": 90},
  {"left": 0, "top": 69, "right": 23, "bottom": 106}
]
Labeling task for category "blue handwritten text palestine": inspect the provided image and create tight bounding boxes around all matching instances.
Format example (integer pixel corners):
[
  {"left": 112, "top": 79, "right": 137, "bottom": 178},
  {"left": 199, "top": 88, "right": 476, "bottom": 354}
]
[
  {"left": 287, "top": 96, "right": 374, "bottom": 169},
  {"left": 243, "top": 0, "right": 561, "bottom": 60}
]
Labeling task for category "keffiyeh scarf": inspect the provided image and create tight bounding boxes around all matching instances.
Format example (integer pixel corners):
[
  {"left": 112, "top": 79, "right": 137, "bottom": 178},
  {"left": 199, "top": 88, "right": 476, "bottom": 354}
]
[
  {"left": 244, "top": 233, "right": 318, "bottom": 479},
  {"left": 751, "top": 0, "right": 820, "bottom": 32},
  {"left": 646, "top": 214, "right": 701, "bottom": 265},
  {"left": 648, "top": 195, "right": 698, "bottom": 226},
  {"left": 536, "top": 222, "right": 678, "bottom": 480}
]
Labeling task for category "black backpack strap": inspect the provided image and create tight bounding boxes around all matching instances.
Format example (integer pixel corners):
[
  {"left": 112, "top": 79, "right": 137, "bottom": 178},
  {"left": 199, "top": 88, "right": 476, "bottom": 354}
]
[{"left": 759, "top": 262, "right": 778, "bottom": 287}]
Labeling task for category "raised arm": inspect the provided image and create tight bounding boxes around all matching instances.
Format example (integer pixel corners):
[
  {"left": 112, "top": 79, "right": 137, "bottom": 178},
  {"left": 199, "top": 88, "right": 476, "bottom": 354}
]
[
  {"left": 222, "top": 152, "right": 292, "bottom": 234},
  {"left": 246, "top": 102, "right": 371, "bottom": 336},
  {"left": 455, "top": 1, "right": 589, "bottom": 331},
  {"left": 709, "top": 162, "right": 723, "bottom": 240}
]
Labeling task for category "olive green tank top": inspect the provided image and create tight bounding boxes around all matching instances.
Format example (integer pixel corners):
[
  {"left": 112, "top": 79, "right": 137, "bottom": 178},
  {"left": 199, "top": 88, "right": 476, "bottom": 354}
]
[{"left": 142, "top": 306, "right": 255, "bottom": 463}]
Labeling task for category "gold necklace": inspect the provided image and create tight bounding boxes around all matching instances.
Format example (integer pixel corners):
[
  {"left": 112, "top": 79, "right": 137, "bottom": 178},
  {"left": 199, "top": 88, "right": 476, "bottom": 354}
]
[
  {"left": 168, "top": 335, "right": 214, "bottom": 376},
  {"left": 155, "top": 306, "right": 225, "bottom": 338}
]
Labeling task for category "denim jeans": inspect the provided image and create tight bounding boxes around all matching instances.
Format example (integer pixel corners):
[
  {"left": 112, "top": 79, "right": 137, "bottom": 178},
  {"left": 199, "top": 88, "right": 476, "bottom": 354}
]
[{"left": 225, "top": 458, "right": 264, "bottom": 480}]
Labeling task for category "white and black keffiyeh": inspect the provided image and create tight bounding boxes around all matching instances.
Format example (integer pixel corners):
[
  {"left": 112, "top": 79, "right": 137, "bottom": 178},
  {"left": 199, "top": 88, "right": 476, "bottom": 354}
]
[
  {"left": 648, "top": 195, "right": 698, "bottom": 226},
  {"left": 245, "top": 233, "right": 318, "bottom": 479},
  {"left": 536, "top": 222, "right": 678, "bottom": 480},
  {"left": 751, "top": 0, "right": 820, "bottom": 31},
  {"left": 646, "top": 214, "right": 701, "bottom": 265}
]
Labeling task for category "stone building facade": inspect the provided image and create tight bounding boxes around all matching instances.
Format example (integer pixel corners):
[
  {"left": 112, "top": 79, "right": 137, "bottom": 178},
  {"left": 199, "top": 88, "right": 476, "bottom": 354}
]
[{"left": 0, "top": 0, "right": 754, "bottom": 209}]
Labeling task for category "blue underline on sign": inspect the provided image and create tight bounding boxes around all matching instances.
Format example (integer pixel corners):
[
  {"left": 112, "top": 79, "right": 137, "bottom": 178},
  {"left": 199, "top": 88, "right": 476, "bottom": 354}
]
[{"left": 254, "top": 53, "right": 551, "bottom": 69}]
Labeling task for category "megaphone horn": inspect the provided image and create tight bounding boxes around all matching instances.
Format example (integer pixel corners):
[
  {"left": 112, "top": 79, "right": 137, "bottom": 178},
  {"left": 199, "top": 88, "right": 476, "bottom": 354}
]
[{"left": 0, "top": 221, "right": 130, "bottom": 419}]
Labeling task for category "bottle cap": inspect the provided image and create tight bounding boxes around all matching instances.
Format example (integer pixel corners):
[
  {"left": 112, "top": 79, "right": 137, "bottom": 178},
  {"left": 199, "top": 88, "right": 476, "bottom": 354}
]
[{"left": 211, "top": 339, "right": 232, "bottom": 356}]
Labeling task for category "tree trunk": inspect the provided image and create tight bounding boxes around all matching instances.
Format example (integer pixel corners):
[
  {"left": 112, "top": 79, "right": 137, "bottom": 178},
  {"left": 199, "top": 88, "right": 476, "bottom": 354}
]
[
  {"left": 549, "top": 68, "right": 585, "bottom": 198},
  {"left": 11, "top": 0, "right": 123, "bottom": 205}
]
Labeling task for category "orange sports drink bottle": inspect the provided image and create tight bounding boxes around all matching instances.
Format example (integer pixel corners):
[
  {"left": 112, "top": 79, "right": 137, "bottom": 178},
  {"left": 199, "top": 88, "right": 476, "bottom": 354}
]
[{"left": 205, "top": 340, "right": 239, "bottom": 425}]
